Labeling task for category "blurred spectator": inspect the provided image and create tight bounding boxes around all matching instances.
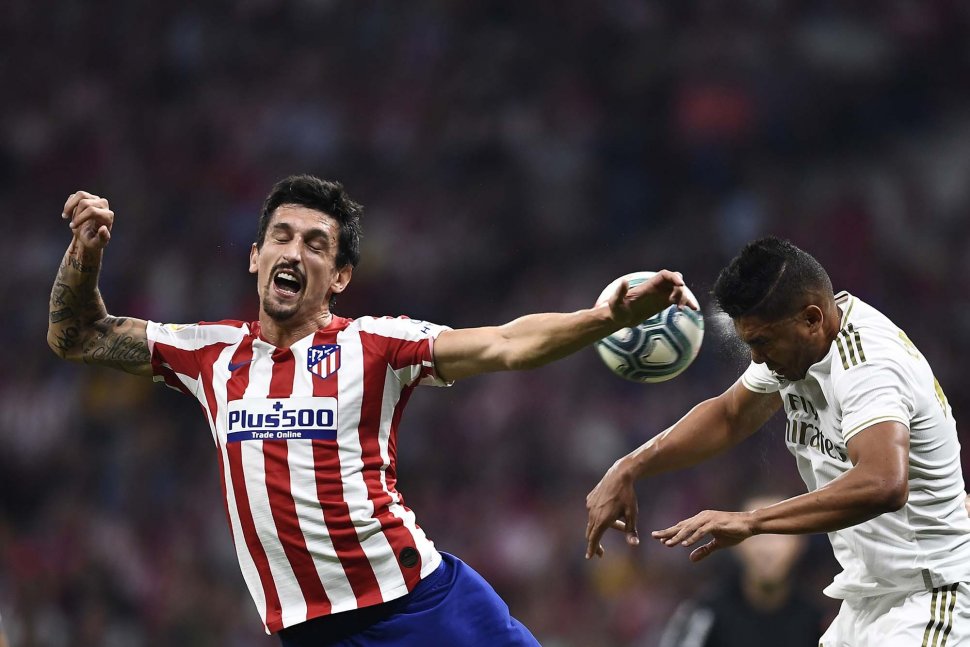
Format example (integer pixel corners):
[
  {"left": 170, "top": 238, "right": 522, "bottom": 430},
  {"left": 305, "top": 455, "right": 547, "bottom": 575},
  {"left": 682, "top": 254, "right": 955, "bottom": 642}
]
[{"left": 657, "top": 495, "right": 823, "bottom": 647}]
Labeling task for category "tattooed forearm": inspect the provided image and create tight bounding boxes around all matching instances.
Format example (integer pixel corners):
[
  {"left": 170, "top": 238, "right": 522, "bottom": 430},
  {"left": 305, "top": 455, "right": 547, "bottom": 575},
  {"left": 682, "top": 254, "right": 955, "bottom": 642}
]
[
  {"left": 49, "top": 280, "right": 85, "bottom": 324},
  {"left": 49, "top": 248, "right": 106, "bottom": 352},
  {"left": 66, "top": 254, "right": 99, "bottom": 273},
  {"left": 50, "top": 308, "right": 74, "bottom": 324},
  {"left": 49, "top": 245, "right": 152, "bottom": 376}
]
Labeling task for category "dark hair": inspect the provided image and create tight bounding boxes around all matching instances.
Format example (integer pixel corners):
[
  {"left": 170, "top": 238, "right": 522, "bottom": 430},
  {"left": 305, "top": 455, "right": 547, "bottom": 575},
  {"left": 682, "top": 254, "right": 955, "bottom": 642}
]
[
  {"left": 256, "top": 174, "right": 362, "bottom": 270},
  {"left": 713, "top": 237, "right": 832, "bottom": 320}
]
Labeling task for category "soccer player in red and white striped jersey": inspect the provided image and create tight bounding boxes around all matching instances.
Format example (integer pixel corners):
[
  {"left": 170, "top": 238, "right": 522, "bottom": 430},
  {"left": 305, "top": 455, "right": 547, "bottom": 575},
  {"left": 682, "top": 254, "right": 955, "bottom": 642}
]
[{"left": 49, "top": 175, "right": 697, "bottom": 645}]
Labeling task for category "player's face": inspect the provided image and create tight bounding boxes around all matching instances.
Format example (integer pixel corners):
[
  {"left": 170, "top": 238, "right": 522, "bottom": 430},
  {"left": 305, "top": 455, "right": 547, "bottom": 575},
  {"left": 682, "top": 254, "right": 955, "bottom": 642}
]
[
  {"left": 735, "top": 309, "right": 824, "bottom": 381},
  {"left": 249, "top": 205, "right": 352, "bottom": 323}
]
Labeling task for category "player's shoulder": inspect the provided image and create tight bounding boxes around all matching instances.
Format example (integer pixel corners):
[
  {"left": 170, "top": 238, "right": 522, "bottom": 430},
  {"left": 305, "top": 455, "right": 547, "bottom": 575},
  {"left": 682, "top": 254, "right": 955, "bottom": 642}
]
[
  {"left": 150, "top": 319, "right": 252, "bottom": 346},
  {"left": 346, "top": 315, "right": 450, "bottom": 340},
  {"left": 830, "top": 292, "right": 912, "bottom": 374}
]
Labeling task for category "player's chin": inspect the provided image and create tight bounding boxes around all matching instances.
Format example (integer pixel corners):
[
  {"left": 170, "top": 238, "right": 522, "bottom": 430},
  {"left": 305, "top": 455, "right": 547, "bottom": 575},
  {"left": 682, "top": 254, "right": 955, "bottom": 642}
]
[{"left": 262, "top": 297, "right": 300, "bottom": 321}]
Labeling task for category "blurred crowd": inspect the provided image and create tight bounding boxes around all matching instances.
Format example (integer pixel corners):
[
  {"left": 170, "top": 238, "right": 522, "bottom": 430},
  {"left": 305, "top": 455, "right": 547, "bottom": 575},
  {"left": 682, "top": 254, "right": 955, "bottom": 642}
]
[{"left": 2, "top": 1, "right": 970, "bottom": 645}]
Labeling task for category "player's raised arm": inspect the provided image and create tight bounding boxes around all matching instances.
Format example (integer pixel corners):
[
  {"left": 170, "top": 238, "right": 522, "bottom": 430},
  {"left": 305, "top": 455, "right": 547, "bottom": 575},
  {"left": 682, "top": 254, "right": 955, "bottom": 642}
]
[
  {"left": 584, "top": 379, "right": 782, "bottom": 559},
  {"left": 432, "top": 269, "right": 698, "bottom": 382},
  {"left": 47, "top": 191, "right": 152, "bottom": 377}
]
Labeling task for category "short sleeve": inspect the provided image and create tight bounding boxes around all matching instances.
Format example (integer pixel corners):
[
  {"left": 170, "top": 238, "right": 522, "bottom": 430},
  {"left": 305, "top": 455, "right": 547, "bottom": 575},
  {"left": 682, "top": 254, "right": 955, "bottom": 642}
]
[
  {"left": 146, "top": 321, "right": 205, "bottom": 396},
  {"left": 835, "top": 358, "right": 913, "bottom": 444},
  {"left": 361, "top": 317, "right": 453, "bottom": 387},
  {"left": 740, "top": 361, "right": 784, "bottom": 394}
]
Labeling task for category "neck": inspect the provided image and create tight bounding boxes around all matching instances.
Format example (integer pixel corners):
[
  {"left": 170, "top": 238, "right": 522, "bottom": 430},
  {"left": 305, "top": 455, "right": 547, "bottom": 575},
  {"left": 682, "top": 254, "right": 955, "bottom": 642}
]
[{"left": 258, "top": 310, "right": 333, "bottom": 347}]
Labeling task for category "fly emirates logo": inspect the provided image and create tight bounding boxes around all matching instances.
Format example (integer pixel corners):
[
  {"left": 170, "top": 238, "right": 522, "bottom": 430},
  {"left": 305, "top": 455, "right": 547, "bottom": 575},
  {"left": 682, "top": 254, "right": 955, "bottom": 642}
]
[{"left": 784, "top": 393, "right": 847, "bottom": 462}]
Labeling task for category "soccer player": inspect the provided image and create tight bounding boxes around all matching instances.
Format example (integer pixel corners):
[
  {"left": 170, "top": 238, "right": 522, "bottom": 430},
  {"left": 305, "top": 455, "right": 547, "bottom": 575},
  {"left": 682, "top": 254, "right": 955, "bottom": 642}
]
[
  {"left": 586, "top": 237, "right": 970, "bottom": 645},
  {"left": 48, "top": 176, "right": 696, "bottom": 646}
]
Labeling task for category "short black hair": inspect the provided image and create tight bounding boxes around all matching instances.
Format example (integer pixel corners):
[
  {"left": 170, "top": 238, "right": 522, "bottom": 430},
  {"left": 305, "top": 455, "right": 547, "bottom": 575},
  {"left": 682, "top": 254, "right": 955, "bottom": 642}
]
[
  {"left": 713, "top": 237, "right": 832, "bottom": 320},
  {"left": 256, "top": 174, "right": 362, "bottom": 270}
]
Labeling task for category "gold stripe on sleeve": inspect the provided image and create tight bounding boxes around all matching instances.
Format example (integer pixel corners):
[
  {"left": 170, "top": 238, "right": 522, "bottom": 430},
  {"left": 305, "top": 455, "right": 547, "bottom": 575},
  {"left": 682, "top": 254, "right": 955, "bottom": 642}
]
[
  {"left": 848, "top": 323, "right": 866, "bottom": 363},
  {"left": 834, "top": 336, "right": 850, "bottom": 370},
  {"left": 841, "top": 329, "right": 859, "bottom": 365}
]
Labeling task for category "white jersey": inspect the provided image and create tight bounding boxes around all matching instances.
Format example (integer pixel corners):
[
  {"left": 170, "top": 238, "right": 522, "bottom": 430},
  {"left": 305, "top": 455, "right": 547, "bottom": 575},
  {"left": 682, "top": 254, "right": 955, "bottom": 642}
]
[
  {"left": 742, "top": 292, "right": 970, "bottom": 598},
  {"left": 146, "top": 315, "right": 450, "bottom": 633}
]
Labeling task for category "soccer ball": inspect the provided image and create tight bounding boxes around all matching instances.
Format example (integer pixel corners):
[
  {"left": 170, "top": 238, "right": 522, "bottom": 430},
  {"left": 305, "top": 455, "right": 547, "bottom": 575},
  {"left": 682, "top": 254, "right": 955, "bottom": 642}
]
[{"left": 595, "top": 271, "right": 704, "bottom": 383}]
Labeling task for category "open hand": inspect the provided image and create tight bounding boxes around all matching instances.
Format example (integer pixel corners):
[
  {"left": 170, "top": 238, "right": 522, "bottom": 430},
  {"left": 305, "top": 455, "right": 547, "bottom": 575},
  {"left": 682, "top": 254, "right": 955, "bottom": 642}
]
[
  {"left": 652, "top": 509, "right": 754, "bottom": 562},
  {"left": 585, "top": 458, "right": 641, "bottom": 559}
]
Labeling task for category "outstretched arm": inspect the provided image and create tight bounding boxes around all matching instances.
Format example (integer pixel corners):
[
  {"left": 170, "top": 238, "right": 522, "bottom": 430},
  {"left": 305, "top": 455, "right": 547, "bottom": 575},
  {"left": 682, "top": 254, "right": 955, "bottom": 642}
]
[
  {"left": 47, "top": 191, "right": 152, "bottom": 377},
  {"left": 433, "top": 270, "right": 698, "bottom": 382},
  {"left": 585, "top": 380, "right": 782, "bottom": 558},
  {"left": 652, "top": 421, "right": 909, "bottom": 562}
]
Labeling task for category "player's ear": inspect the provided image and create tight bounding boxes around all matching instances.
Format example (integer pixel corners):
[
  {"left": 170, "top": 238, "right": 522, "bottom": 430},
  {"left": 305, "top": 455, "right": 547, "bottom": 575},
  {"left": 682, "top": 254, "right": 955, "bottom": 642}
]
[
  {"left": 803, "top": 305, "right": 824, "bottom": 331},
  {"left": 249, "top": 243, "right": 259, "bottom": 274},
  {"left": 331, "top": 264, "right": 353, "bottom": 295}
]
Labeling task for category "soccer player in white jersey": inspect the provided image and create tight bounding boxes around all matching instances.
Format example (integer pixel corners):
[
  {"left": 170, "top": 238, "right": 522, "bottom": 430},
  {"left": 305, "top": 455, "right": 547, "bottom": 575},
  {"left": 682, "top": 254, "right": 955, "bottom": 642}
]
[
  {"left": 47, "top": 175, "right": 697, "bottom": 646},
  {"left": 586, "top": 237, "right": 970, "bottom": 646}
]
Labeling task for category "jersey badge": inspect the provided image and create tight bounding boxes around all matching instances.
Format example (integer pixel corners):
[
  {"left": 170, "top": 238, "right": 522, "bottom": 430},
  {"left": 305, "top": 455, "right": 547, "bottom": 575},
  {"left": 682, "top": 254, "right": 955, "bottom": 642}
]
[{"left": 307, "top": 344, "right": 341, "bottom": 380}]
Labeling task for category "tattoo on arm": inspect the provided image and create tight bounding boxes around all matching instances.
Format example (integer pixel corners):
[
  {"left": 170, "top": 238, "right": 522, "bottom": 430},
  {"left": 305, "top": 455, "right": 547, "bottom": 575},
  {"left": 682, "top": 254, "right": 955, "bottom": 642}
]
[
  {"left": 67, "top": 254, "right": 100, "bottom": 273},
  {"left": 49, "top": 246, "right": 151, "bottom": 375},
  {"left": 51, "top": 325, "right": 80, "bottom": 355},
  {"left": 83, "top": 317, "right": 152, "bottom": 368}
]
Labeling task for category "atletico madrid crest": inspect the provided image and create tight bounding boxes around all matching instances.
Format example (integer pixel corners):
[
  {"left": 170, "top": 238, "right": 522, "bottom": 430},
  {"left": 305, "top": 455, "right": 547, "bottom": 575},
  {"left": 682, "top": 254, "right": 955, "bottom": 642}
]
[{"left": 307, "top": 344, "right": 341, "bottom": 380}]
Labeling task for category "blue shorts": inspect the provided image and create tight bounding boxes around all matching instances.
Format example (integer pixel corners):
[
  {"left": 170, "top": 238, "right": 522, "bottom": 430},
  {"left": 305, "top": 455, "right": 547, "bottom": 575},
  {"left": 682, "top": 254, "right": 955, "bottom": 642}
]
[{"left": 277, "top": 552, "right": 540, "bottom": 647}]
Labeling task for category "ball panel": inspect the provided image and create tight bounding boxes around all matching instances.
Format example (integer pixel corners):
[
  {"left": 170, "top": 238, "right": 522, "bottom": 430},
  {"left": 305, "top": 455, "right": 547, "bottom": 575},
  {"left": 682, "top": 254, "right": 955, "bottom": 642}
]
[{"left": 594, "top": 271, "right": 704, "bottom": 383}]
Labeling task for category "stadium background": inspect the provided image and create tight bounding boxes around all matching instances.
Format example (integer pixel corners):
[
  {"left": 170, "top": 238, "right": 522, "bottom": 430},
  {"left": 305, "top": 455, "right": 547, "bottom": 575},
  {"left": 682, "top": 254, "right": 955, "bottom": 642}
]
[{"left": 2, "top": 2, "right": 970, "bottom": 645}]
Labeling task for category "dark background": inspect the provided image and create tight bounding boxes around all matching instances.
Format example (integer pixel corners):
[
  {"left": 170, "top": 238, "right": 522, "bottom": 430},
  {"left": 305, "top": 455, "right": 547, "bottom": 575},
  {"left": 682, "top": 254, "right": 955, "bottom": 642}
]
[{"left": 2, "top": 2, "right": 969, "bottom": 645}]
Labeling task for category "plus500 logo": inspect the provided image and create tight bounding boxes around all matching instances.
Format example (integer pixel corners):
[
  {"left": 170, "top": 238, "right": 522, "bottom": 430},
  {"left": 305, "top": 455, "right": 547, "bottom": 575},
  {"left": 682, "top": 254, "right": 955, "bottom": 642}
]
[
  {"left": 228, "top": 407, "right": 334, "bottom": 430},
  {"left": 226, "top": 397, "right": 337, "bottom": 442}
]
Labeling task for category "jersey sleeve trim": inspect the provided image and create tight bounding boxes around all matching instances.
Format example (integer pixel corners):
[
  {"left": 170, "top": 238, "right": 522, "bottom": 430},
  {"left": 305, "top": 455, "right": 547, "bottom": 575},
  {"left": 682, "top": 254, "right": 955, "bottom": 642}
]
[
  {"left": 146, "top": 320, "right": 247, "bottom": 397},
  {"left": 426, "top": 333, "right": 454, "bottom": 387},
  {"left": 843, "top": 414, "right": 910, "bottom": 444},
  {"left": 741, "top": 372, "right": 776, "bottom": 393}
]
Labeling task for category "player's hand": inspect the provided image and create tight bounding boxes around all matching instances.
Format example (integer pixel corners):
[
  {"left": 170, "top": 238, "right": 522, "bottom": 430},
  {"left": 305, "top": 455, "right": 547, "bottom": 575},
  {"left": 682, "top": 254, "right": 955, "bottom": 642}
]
[
  {"left": 63, "top": 190, "right": 114, "bottom": 252},
  {"left": 652, "top": 509, "right": 754, "bottom": 562},
  {"left": 605, "top": 270, "right": 698, "bottom": 329},
  {"left": 585, "top": 457, "right": 641, "bottom": 559}
]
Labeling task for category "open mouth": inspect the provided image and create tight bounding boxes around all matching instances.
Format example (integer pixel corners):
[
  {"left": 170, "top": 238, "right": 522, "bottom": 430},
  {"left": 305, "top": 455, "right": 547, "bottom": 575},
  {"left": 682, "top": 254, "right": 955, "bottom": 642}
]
[{"left": 272, "top": 268, "right": 303, "bottom": 297}]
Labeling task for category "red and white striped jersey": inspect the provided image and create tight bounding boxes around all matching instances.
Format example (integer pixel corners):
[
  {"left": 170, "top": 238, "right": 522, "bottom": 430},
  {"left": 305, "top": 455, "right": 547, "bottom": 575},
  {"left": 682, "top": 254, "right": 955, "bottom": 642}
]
[{"left": 146, "top": 315, "right": 451, "bottom": 633}]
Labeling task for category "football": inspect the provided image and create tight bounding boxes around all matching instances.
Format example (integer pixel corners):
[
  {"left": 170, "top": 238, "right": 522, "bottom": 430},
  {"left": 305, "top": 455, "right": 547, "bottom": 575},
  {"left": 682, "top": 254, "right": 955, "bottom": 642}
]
[{"left": 595, "top": 271, "right": 704, "bottom": 383}]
